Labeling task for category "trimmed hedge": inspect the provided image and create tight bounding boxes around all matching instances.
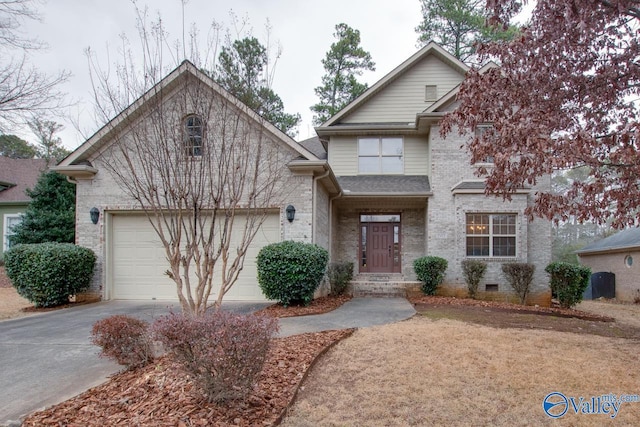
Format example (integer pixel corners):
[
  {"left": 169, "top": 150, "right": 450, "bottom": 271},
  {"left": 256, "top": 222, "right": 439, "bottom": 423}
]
[
  {"left": 327, "top": 261, "right": 354, "bottom": 296},
  {"left": 462, "top": 259, "right": 487, "bottom": 299},
  {"left": 4, "top": 243, "right": 96, "bottom": 307},
  {"left": 414, "top": 256, "right": 448, "bottom": 295},
  {"left": 502, "top": 263, "right": 535, "bottom": 305},
  {"left": 257, "top": 241, "right": 329, "bottom": 306},
  {"left": 545, "top": 262, "right": 591, "bottom": 308}
]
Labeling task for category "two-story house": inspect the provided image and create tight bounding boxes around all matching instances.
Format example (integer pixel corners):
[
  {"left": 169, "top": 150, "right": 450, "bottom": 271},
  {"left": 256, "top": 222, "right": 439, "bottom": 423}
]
[{"left": 55, "top": 42, "right": 552, "bottom": 305}]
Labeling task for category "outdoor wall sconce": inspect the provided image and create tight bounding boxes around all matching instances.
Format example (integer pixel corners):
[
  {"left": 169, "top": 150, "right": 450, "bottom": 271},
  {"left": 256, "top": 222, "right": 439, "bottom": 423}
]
[
  {"left": 286, "top": 205, "right": 296, "bottom": 223},
  {"left": 90, "top": 207, "right": 100, "bottom": 224}
]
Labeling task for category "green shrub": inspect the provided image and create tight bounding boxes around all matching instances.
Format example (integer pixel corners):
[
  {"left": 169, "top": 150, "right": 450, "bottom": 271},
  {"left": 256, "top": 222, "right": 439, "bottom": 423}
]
[
  {"left": 462, "top": 259, "right": 487, "bottom": 299},
  {"left": 257, "top": 241, "right": 329, "bottom": 306},
  {"left": 91, "top": 315, "right": 153, "bottom": 369},
  {"left": 152, "top": 311, "right": 278, "bottom": 403},
  {"left": 327, "top": 261, "right": 354, "bottom": 296},
  {"left": 413, "top": 256, "right": 448, "bottom": 295},
  {"left": 545, "top": 262, "right": 591, "bottom": 308},
  {"left": 501, "top": 263, "right": 535, "bottom": 305},
  {"left": 4, "top": 243, "right": 96, "bottom": 307}
]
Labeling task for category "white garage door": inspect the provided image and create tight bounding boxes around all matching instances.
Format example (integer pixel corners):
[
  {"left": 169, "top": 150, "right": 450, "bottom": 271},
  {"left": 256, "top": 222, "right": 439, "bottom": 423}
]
[{"left": 110, "top": 213, "right": 280, "bottom": 301}]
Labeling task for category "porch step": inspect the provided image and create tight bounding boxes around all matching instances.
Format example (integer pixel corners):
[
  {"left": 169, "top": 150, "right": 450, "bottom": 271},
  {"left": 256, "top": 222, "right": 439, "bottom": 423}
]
[
  {"left": 353, "top": 273, "right": 405, "bottom": 282},
  {"left": 350, "top": 279, "right": 423, "bottom": 298}
]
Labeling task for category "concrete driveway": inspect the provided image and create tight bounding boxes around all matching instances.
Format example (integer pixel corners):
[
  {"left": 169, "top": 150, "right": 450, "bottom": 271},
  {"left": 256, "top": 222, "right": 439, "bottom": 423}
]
[{"left": 0, "top": 297, "right": 415, "bottom": 426}]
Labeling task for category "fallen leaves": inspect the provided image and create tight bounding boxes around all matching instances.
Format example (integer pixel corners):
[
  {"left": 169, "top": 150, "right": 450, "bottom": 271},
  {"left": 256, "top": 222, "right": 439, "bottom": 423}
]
[{"left": 22, "top": 329, "right": 354, "bottom": 426}]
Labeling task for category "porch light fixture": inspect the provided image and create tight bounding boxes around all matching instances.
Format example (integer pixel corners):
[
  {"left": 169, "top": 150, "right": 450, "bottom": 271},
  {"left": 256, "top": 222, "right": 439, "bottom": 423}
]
[
  {"left": 286, "top": 205, "right": 296, "bottom": 223},
  {"left": 90, "top": 207, "right": 100, "bottom": 224}
]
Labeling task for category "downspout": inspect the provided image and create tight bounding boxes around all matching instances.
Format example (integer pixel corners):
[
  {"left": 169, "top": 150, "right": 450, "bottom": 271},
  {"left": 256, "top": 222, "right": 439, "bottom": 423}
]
[{"left": 312, "top": 168, "right": 331, "bottom": 244}]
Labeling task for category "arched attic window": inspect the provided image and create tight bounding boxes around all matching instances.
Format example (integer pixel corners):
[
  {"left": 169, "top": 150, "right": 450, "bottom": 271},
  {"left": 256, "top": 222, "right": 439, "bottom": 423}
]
[{"left": 184, "top": 114, "right": 204, "bottom": 156}]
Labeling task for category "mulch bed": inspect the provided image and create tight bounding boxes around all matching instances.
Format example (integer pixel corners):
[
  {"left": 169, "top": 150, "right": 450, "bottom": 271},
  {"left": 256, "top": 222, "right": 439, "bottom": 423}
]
[
  {"left": 256, "top": 294, "right": 352, "bottom": 318},
  {"left": 409, "top": 295, "right": 614, "bottom": 322},
  {"left": 0, "top": 266, "right": 12, "bottom": 288},
  {"left": 22, "top": 329, "right": 354, "bottom": 426}
]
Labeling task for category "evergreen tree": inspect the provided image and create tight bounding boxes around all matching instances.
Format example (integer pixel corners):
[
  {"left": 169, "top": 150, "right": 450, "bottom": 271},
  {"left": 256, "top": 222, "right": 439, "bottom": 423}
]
[
  {"left": 0, "top": 134, "right": 37, "bottom": 158},
  {"left": 415, "top": 0, "right": 518, "bottom": 60},
  {"left": 215, "top": 37, "right": 301, "bottom": 137},
  {"left": 311, "top": 23, "right": 375, "bottom": 125},
  {"left": 9, "top": 171, "right": 75, "bottom": 245}
]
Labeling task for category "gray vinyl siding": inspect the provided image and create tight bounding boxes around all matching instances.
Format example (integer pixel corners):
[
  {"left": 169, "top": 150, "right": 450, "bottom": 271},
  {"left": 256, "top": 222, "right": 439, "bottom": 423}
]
[
  {"left": 328, "top": 135, "right": 429, "bottom": 176},
  {"left": 341, "top": 55, "right": 464, "bottom": 124}
]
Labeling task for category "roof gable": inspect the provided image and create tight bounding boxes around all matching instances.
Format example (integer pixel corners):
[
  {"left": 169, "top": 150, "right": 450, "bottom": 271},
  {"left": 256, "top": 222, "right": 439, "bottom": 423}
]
[
  {"left": 59, "top": 61, "right": 318, "bottom": 167},
  {"left": 320, "top": 41, "right": 469, "bottom": 127}
]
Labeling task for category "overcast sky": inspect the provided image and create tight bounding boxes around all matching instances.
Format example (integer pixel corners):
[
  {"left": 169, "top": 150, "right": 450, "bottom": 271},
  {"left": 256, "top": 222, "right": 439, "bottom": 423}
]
[{"left": 17, "top": 0, "right": 423, "bottom": 150}]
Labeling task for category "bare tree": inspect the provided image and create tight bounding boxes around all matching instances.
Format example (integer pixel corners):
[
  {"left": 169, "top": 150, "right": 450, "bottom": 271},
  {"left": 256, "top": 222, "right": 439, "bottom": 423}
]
[
  {"left": 0, "top": 0, "right": 69, "bottom": 131},
  {"left": 88, "top": 6, "right": 289, "bottom": 315},
  {"left": 27, "top": 116, "right": 69, "bottom": 162}
]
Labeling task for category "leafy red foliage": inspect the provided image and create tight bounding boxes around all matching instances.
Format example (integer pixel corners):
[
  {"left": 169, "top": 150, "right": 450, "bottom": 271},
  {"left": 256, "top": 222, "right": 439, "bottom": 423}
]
[
  {"left": 151, "top": 311, "right": 278, "bottom": 403},
  {"left": 443, "top": 0, "right": 640, "bottom": 227},
  {"left": 91, "top": 315, "right": 153, "bottom": 369}
]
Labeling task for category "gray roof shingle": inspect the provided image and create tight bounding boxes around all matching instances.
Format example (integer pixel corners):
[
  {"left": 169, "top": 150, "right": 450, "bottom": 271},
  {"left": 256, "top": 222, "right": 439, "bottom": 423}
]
[
  {"left": 337, "top": 175, "right": 431, "bottom": 195},
  {"left": 577, "top": 228, "right": 640, "bottom": 254},
  {"left": 0, "top": 157, "right": 48, "bottom": 203},
  {"left": 297, "top": 136, "right": 327, "bottom": 160}
]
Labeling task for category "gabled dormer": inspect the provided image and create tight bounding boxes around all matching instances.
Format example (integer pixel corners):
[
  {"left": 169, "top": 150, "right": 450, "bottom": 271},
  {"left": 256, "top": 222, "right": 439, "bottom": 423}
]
[{"left": 315, "top": 41, "right": 468, "bottom": 187}]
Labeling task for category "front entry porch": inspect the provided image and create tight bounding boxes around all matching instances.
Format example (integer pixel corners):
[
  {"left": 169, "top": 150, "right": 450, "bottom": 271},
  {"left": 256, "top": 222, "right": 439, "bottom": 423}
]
[{"left": 332, "top": 198, "right": 427, "bottom": 288}]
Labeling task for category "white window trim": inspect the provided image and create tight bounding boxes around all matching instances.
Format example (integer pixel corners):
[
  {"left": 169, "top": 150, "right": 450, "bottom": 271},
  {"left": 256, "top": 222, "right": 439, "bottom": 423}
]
[
  {"left": 357, "top": 136, "right": 404, "bottom": 175},
  {"left": 3, "top": 213, "right": 22, "bottom": 253},
  {"left": 466, "top": 213, "right": 517, "bottom": 258}
]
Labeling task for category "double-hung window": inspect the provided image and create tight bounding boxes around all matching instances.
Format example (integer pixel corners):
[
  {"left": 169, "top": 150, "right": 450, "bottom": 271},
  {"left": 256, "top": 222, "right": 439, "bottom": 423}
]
[
  {"left": 358, "top": 137, "right": 403, "bottom": 174},
  {"left": 184, "top": 115, "right": 203, "bottom": 156},
  {"left": 466, "top": 213, "right": 516, "bottom": 257},
  {"left": 3, "top": 214, "right": 21, "bottom": 252}
]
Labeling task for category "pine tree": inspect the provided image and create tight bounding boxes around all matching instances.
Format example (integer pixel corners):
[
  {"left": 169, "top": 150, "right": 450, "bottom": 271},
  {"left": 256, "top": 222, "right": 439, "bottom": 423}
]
[{"left": 311, "top": 23, "right": 375, "bottom": 125}]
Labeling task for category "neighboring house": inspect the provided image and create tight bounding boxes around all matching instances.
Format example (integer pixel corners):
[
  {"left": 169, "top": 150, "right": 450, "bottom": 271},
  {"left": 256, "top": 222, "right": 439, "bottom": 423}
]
[
  {"left": 577, "top": 228, "right": 640, "bottom": 302},
  {"left": 54, "top": 41, "right": 552, "bottom": 305},
  {"left": 0, "top": 156, "right": 48, "bottom": 259}
]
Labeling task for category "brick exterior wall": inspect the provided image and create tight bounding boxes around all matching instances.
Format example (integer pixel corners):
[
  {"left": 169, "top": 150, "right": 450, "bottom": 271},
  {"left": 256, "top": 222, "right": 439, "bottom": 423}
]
[
  {"left": 579, "top": 251, "right": 640, "bottom": 302},
  {"left": 332, "top": 198, "right": 426, "bottom": 280},
  {"left": 428, "top": 125, "right": 552, "bottom": 306},
  {"left": 74, "top": 140, "right": 315, "bottom": 300}
]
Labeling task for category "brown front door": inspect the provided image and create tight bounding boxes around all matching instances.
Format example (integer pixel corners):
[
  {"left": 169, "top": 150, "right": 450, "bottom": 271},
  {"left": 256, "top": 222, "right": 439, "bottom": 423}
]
[
  {"left": 359, "top": 214, "right": 401, "bottom": 273},
  {"left": 369, "top": 223, "right": 394, "bottom": 272}
]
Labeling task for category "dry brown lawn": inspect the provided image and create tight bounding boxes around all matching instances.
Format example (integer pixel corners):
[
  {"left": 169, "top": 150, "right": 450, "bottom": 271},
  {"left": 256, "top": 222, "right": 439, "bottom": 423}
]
[
  {"left": 282, "top": 312, "right": 640, "bottom": 426},
  {"left": 578, "top": 300, "right": 640, "bottom": 328}
]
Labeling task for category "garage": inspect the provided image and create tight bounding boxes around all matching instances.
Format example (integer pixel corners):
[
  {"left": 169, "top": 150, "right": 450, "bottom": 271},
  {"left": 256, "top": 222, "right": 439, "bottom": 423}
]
[{"left": 109, "top": 213, "right": 280, "bottom": 301}]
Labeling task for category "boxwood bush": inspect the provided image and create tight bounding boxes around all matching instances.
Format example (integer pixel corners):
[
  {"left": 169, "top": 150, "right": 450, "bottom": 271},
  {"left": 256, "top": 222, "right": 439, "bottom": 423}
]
[
  {"left": 545, "top": 262, "right": 591, "bottom": 308},
  {"left": 4, "top": 243, "right": 96, "bottom": 307},
  {"left": 257, "top": 241, "right": 329, "bottom": 306},
  {"left": 413, "top": 256, "right": 448, "bottom": 295}
]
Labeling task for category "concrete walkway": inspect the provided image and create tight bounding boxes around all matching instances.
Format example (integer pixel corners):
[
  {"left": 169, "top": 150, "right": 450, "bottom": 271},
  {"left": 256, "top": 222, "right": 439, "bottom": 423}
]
[
  {"left": 0, "top": 297, "right": 415, "bottom": 426},
  {"left": 278, "top": 297, "right": 416, "bottom": 337}
]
